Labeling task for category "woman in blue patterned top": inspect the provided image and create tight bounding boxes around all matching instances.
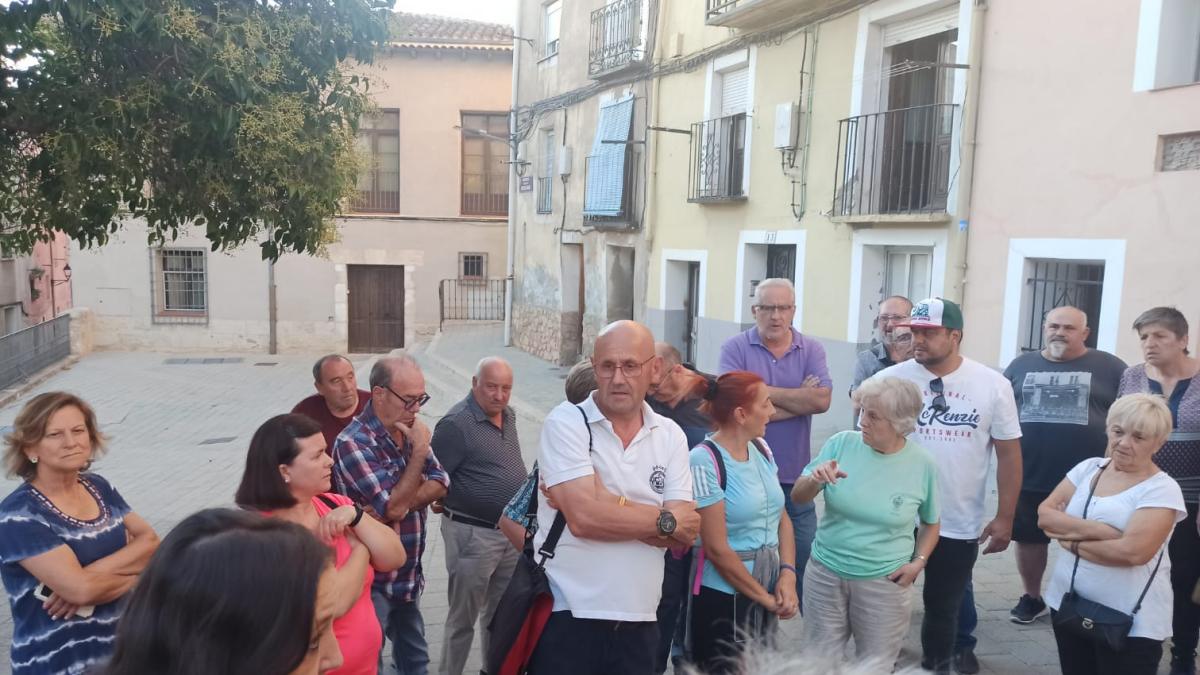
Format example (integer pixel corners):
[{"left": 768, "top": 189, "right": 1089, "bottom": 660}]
[{"left": 0, "top": 392, "right": 159, "bottom": 675}]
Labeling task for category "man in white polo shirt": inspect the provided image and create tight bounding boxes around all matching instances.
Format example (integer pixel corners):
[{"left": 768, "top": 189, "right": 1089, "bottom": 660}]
[
  {"left": 876, "top": 298, "right": 1022, "bottom": 675},
  {"left": 528, "top": 320, "right": 701, "bottom": 675}
]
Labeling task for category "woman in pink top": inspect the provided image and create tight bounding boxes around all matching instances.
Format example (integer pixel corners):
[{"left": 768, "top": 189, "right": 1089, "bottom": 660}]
[{"left": 236, "top": 414, "right": 407, "bottom": 675}]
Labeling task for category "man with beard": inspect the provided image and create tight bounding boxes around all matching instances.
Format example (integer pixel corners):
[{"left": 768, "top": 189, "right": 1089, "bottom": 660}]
[
  {"left": 851, "top": 296, "right": 915, "bottom": 394},
  {"left": 1001, "top": 305, "right": 1126, "bottom": 624},
  {"left": 876, "top": 298, "right": 1022, "bottom": 674}
]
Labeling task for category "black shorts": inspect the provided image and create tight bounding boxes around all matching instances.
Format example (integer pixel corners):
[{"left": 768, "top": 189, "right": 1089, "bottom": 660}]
[{"left": 1012, "top": 490, "right": 1052, "bottom": 544}]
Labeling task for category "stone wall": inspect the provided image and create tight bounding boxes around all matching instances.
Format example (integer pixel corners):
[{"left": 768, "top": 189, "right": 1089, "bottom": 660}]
[{"left": 513, "top": 304, "right": 563, "bottom": 364}]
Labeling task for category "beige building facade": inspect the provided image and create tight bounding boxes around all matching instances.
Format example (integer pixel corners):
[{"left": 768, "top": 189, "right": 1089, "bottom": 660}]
[
  {"left": 963, "top": 0, "right": 1200, "bottom": 368},
  {"left": 71, "top": 13, "right": 513, "bottom": 353}
]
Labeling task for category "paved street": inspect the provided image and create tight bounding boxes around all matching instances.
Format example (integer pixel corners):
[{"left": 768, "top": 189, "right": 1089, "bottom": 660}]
[{"left": 0, "top": 323, "right": 1173, "bottom": 674}]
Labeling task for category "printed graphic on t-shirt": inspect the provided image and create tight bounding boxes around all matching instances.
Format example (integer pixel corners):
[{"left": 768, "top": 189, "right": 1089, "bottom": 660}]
[
  {"left": 649, "top": 465, "right": 666, "bottom": 494},
  {"left": 1020, "top": 371, "right": 1091, "bottom": 425},
  {"left": 917, "top": 388, "right": 982, "bottom": 437}
]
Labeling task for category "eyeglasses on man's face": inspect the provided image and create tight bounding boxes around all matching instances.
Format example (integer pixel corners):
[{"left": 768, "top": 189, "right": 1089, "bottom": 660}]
[
  {"left": 593, "top": 355, "right": 655, "bottom": 380},
  {"left": 754, "top": 304, "right": 795, "bottom": 315},
  {"left": 879, "top": 314, "right": 909, "bottom": 325},
  {"left": 384, "top": 385, "right": 430, "bottom": 411}
]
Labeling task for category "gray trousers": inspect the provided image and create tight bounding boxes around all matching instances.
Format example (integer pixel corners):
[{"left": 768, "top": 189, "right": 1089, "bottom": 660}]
[
  {"left": 802, "top": 558, "right": 914, "bottom": 667},
  {"left": 439, "top": 517, "right": 520, "bottom": 675}
]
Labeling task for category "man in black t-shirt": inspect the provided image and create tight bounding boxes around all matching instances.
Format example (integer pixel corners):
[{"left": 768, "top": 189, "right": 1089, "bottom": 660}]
[
  {"left": 1003, "top": 306, "right": 1127, "bottom": 624},
  {"left": 647, "top": 342, "right": 713, "bottom": 448}
]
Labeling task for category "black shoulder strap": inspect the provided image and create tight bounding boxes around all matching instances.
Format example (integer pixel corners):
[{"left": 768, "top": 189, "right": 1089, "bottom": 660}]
[
  {"left": 536, "top": 405, "right": 594, "bottom": 565},
  {"left": 315, "top": 494, "right": 340, "bottom": 511},
  {"left": 699, "top": 439, "right": 728, "bottom": 491},
  {"left": 750, "top": 437, "right": 772, "bottom": 461}
]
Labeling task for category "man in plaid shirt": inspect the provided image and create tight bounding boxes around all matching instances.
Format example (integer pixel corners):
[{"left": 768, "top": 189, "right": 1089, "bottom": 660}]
[{"left": 333, "top": 354, "right": 450, "bottom": 675}]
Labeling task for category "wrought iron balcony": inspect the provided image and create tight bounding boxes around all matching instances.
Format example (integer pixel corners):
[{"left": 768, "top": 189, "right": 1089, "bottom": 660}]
[
  {"left": 706, "top": 0, "right": 836, "bottom": 29},
  {"left": 832, "top": 103, "right": 958, "bottom": 219},
  {"left": 589, "top": 0, "right": 649, "bottom": 78},
  {"left": 688, "top": 113, "right": 747, "bottom": 203}
]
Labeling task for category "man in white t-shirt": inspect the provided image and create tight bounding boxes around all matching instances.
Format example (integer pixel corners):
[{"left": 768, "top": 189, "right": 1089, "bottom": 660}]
[
  {"left": 528, "top": 320, "right": 701, "bottom": 675},
  {"left": 876, "top": 298, "right": 1023, "bottom": 675}
]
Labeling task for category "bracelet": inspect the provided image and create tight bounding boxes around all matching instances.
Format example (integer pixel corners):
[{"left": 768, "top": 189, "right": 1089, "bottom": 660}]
[
  {"left": 349, "top": 505, "right": 365, "bottom": 527},
  {"left": 912, "top": 554, "right": 928, "bottom": 564},
  {"left": 780, "top": 563, "right": 797, "bottom": 575}
]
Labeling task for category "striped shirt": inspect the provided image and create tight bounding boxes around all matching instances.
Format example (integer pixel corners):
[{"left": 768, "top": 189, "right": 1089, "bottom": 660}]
[
  {"left": 431, "top": 394, "right": 527, "bottom": 525},
  {"left": 332, "top": 402, "right": 451, "bottom": 602},
  {"left": 1120, "top": 364, "right": 1200, "bottom": 501},
  {"left": 0, "top": 474, "right": 131, "bottom": 675}
]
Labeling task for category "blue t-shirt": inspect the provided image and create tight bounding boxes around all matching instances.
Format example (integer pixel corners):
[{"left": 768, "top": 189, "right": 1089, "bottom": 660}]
[
  {"left": 689, "top": 438, "right": 785, "bottom": 594},
  {"left": 0, "top": 473, "right": 132, "bottom": 675}
]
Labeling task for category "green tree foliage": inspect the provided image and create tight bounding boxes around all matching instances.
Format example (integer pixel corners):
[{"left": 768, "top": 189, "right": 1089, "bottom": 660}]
[{"left": 0, "top": 0, "right": 394, "bottom": 259}]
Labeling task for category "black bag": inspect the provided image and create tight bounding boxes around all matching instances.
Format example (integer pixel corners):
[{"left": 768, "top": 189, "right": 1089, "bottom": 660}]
[
  {"left": 1051, "top": 460, "right": 1164, "bottom": 652},
  {"left": 485, "top": 405, "right": 591, "bottom": 675}
]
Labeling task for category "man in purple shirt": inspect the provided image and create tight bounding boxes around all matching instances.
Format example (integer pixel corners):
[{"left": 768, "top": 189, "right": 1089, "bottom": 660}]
[{"left": 718, "top": 277, "right": 831, "bottom": 601}]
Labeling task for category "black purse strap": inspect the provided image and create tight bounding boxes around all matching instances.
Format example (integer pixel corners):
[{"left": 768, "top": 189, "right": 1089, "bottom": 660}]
[
  {"left": 1067, "top": 459, "right": 1165, "bottom": 616},
  {"left": 535, "top": 405, "right": 593, "bottom": 567}
]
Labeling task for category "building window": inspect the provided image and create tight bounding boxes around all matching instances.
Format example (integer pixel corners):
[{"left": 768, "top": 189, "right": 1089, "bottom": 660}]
[
  {"left": 460, "top": 253, "right": 487, "bottom": 280},
  {"left": 583, "top": 95, "right": 637, "bottom": 224},
  {"left": 691, "top": 60, "right": 750, "bottom": 202},
  {"left": 2, "top": 303, "right": 22, "bottom": 336},
  {"left": 537, "top": 129, "right": 555, "bottom": 214},
  {"left": 461, "top": 112, "right": 509, "bottom": 217},
  {"left": 152, "top": 249, "right": 208, "bottom": 324},
  {"left": 353, "top": 110, "right": 400, "bottom": 213},
  {"left": 1020, "top": 260, "right": 1104, "bottom": 352},
  {"left": 1135, "top": 0, "right": 1200, "bottom": 90},
  {"left": 544, "top": 0, "right": 562, "bottom": 58},
  {"left": 884, "top": 247, "right": 933, "bottom": 301}
]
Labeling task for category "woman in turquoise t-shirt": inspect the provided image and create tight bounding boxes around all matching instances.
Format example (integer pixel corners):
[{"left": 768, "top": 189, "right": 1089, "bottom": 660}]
[
  {"left": 792, "top": 376, "right": 940, "bottom": 667},
  {"left": 687, "top": 371, "right": 798, "bottom": 675}
]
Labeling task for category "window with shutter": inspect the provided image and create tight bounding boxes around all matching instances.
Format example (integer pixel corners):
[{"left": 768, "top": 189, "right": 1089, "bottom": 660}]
[{"left": 583, "top": 95, "right": 636, "bottom": 219}]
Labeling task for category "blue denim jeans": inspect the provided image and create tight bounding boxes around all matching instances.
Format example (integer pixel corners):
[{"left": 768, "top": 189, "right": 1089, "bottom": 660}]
[
  {"left": 781, "top": 492, "right": 818, "bottom": 607},
  {"left": 371, "top": 589, "right": 428, "bottom": 675},
  {"left": 957, "top": 578, "right": 978, "bottom": 651}
]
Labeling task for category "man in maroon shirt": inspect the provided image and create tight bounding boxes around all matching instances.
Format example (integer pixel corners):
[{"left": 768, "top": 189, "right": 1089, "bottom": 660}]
[{"left": 292, "top": 354, "right": 370, "bottom": 453}]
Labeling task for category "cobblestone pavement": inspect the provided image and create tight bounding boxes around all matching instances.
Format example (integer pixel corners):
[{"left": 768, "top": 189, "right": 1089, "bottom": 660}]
[{"left": 0, "top": 325, "right": 1174, "bottom": 674}]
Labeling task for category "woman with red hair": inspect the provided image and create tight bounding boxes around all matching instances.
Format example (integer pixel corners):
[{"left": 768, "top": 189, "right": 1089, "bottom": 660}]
[{"left": 687, "top": 370, "right": 799, "bottom": 674}]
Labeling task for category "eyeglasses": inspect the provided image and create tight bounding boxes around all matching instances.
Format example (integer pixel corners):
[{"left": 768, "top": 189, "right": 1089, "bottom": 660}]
[
  {"left": 754, "top": 304, "right": 795, "bottom": 315},
  {"left": 593, "top": 355, "right": 655, "bottom": 380},
  {"left": 384, "top": 385, "right": 430, "bottom": 411},
  {"left": 879, "top": 314, "right": 909, "bottom": 324},
  {"left": 929, "top": 378, "right": 948, "bottom": 413}
]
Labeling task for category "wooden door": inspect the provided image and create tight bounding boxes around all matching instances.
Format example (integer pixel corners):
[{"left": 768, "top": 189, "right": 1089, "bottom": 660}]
[{"left": 348, "top": 265, "right": 405, "bottom": 353}]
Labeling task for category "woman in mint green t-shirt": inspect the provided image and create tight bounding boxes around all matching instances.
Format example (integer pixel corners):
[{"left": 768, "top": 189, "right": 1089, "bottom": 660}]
[
  {"left": 688, "top": 371, "right": 799, "bottom": 675},
  {"left": 792, "top": 376, "right": 940, "bottom": 667}
]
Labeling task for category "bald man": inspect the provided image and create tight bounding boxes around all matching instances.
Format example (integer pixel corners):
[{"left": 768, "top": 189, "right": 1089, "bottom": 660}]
[
  {"left": 1002, "top": 306, "right": 1127, "bottom": 625},
  {"left": 431, "top": 357, "right": 527, "bottom": 675},
  {"left": 528, "top": 321, "right": 700, "bottom": 675}
]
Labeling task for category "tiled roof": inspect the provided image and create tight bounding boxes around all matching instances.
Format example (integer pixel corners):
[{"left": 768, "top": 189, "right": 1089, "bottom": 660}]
[{"left": 387, "top": 11, "right": 514, "bottom": 48}]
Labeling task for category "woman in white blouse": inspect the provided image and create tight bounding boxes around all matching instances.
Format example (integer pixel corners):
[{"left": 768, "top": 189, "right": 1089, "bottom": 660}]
[{"left": 1039, "top": 393, "right": 1185, "bottom": 675}]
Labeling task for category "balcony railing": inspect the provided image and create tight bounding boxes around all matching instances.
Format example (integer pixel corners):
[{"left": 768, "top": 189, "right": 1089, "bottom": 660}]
[
  {"left": 353, "top": 189, "right": 399, "bottom": 213},
  {"left": 583, "top": 146, "right": 638, "bottom": 227},
  {"left": 462, "top": 174, "right": 508, "bottom": 216},
  {"left": 589, "top": 0, "right": 648, "bottom": 78},
  {"left": 706, "top": 0, "right": 829, "bottom": 28},
  {"left": 833, "top": 103, "right": 958, "bottom": 218},
  {"left": 536, "top": 177, "right": 553, "bottom": 214},
  {"left": 688, "top": 113, "right": 747, "bottom": 203}
]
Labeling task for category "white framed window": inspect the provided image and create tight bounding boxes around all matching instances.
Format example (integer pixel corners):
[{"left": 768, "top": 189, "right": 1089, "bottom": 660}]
[
  {"left": 694, "top": 49, "right": 755, "bottom": 201},
  {"left": 1134, "top": 0, "right": 1200, "bottom": 90},
  {"left": 460, "top": 252, "right": 487, "bottom": 280},
  {"left": 846, "top": 228, "right": 948, "bottom": 343},
  {"left": 885, "top": 246, "right": 933, "bottom": 301},
  {"left": 543, "top": 0, "right": 562, "bottom": 59},
  {"left": 1018, "top": 260, "right": 1105, "bottom": 353},
  {"left": 151, "top": 248, "right": 208, "bottom": 324},
  {"left": 733, "top": 230, "right": 805, "bottom": 329},
  {"left": 537, "top": 128, "right": 555, "bottom": 214}
]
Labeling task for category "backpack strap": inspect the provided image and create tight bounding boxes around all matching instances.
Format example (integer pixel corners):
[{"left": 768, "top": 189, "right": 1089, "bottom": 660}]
[
  {"left": 750, "top": 437, "right": 773, "bottom": 461},
  {"left": 698, "top": 439, "right": 727, "bottom": 492},
  {"left": 536, "top": 405, "right": 594, "bottom": 565}
]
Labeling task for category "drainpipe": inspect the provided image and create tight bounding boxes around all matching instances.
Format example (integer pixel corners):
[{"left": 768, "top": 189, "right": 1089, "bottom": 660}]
[
  {"left": 268, "top": 232, "right": 278, "bottom": 354},
  {"left": 954, "top": 0, "right": 988, "bottom": 308},
  {"left": 503, "top": 1, "right": 523, "bottom": 347}
]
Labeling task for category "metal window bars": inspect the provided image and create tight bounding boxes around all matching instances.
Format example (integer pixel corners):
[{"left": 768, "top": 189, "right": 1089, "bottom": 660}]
[
  {"left": 588, "top": 0, "right": 648, "bottom": 77},
  {"left": 152, "top": 249, "right": 208, "bottom": 324},
  {"left": 688, "top": 113, "right": 747, "bottom": 202}
]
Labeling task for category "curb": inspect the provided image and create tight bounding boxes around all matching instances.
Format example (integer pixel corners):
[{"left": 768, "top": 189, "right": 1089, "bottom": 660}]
[{"left": 0, "top": 355, "right": 80, "bottom": 409}]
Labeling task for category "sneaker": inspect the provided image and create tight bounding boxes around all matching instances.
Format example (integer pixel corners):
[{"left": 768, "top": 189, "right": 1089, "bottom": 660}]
[
  {"left": 953, "top": 647, "right": 980, "bottom": 675},
  {"left": 1009, "top": 594, "right": 1048, "bottom": 624}
]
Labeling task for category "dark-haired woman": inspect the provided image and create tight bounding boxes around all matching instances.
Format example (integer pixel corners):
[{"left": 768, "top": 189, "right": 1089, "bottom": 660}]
[
  {"left": 103, "top": 508, "right": 343, "bottom": 675},
  {"left": 0, "top": 392, "right": 159, "bottom": 675},
  {"left": 237, "top": 414, "right": 406, "bottom": 675},
  {"left": 686, "top": 371, "right": 798, "bottom": 674},
  {"left": 1117, "top": 306, "right": 1200, "bottom": 674}
]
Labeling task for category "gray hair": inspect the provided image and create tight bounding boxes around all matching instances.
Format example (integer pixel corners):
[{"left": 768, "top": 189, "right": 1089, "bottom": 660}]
[
  {"left": 564, "top": 360, "right": 597, "bottom": 404},
  {"left": 656, "top": 342, "right": 683, "bottom": 369},
  {"left": 1045, "top": 305, "right": 1088, "bottom": 328},
  {"left": 474, "top": 356, "right": 511, "bottom": 379},
  {"left": 852, "top": 376, "right": 923, "bottom": 437},
  {"left": 1133, "top": 306, "right": 1189, "bottom": 339},
  {"left": 753, "top": 278, "right": 795, "bottom": 305},
  {"left": 312, "top": 354, "right": 351, "bottom": 383},
  {"left": 368, "top": 354, "right": 420, "bottom": 389}
]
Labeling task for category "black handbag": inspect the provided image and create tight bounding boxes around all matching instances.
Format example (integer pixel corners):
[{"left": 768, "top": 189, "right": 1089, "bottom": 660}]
[
  {"left": 485, "top": 405, "right": 591, "bottom": 675},
  {"left": 1052, "top": 460, "right": 1165, "bottom": 652}
]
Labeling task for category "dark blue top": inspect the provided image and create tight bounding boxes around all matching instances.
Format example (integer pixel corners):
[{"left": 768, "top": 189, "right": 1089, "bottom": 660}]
[{"left": 0, "top": 474, "right": 132, "bottom": 675}]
